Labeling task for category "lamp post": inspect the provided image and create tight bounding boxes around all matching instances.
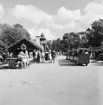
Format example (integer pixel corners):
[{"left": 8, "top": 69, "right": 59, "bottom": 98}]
[{"left": 69, "top": 33, "right": 72, "bottom": 50}]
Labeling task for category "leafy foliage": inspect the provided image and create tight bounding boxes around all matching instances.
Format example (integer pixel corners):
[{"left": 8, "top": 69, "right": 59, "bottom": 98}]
[
  {"left": 86, "top": 19, "right": 103, "bottom": 47},
  {"left": 0, "top": 19, "right": 103, "bottom": 54},
  {"left": 0, "top": 23, "right": 31, "bottom": 53}
]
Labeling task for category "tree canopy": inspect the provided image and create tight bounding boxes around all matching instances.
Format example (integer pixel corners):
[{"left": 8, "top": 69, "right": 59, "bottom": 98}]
[
  {"left": 0, "top": 23, "right": 31, "bottom": 52},
  {"left": 51, "top": 19, "right": 103, "bottom": 53},
  {"left": 0, "top": 19, "right": 103, "bottom": 53},
  {"left": 86, "top": 19, "right": 103, "bottom": 47}
]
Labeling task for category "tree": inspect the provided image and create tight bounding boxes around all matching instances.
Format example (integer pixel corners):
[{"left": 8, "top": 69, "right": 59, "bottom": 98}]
[
  {"left": 77, "top": 31, "right": 89, "bottom": 48},
  {"left": 0, "top": 24, "right": 13, "bottom": 47},
  {"left": 62, "top": 33, "right": 70, "bottom": 52},
  {"left": 52, "top": 40, "right": 57, "bottom": 50},
  {"left": 56, "top": 38, "right": 62, "bottom": 52},
  {"left": 62, "top": 32, "right": 81, "bottom": 51},
  {"left": 46, "top": 40, "right": 52, "bottom": 50},
  {"left": 12, "top": 23, "right": 31, "bottom": 42},
  {"left": 86, "top": 19, "right": 103, "bottom": 47},
  {"left": 0, "top": 23, "right": 31, "bottom": 53}
]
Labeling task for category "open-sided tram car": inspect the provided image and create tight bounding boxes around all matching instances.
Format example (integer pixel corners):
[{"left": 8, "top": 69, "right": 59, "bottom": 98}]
[
  {"left": 66, "top": 48, "right": 90, "bottom": 66},
  {"left": 90, "top": 46, "right": 103, "bottom": 60}
]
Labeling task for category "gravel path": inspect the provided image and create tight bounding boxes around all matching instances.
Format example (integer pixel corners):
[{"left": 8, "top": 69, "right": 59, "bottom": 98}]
[{"left": 0, "top": 55, "right": 102, "bottom": 105}]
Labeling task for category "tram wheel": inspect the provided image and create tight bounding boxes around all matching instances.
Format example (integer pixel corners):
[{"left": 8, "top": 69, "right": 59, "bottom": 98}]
[
  {"left": 78, "top": 63, "right": 82, "bottom": 66},
  {"left": 85, "top": 63, "right": 88, "bottom": 66},
  {"left": 75, "top": 62, "right": 78, "bottom": 65}
]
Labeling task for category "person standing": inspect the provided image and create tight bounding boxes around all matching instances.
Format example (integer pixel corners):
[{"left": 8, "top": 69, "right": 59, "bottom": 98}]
[
  {"left": 35, "top": 50, "right": 38, "bottom": 63},
  {"left": 33, "top": 50, "right": 36, "bottom": 63},
  {"left": 45, "top": 52, "right": 49, "bottom": 63},
  {"left": 37, "top": 50, "right": 41, "bottom": 63},
  {"left": 49, "top": 50, "right": 52, "bottom": 63},
  {"left": 41, "top": 51, "right": 45, "bottom": 63}
]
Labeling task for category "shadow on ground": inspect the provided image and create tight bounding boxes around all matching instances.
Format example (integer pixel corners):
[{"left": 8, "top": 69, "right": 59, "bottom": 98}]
[
  {"left": 58, "top": 59, "right": 79, "bottom": 66},
  {"left": 58, "top": 58, "right": 103, "bottom": 67},
  {"left": 90, "top": 60, "right": 103, "bottom": 66}
]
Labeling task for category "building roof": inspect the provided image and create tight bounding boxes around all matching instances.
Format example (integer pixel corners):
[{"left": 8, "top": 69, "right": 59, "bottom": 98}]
[{"left": 8, "top": 38, "right": 43, "bottom": 53}]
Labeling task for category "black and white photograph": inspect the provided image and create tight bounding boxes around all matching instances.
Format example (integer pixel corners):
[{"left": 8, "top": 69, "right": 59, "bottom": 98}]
[{"left": 0, "top": 0, "right": 102, "bottom": 105}]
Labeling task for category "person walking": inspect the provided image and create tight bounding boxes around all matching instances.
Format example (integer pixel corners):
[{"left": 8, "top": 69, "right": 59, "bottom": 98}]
[{"left": 51, "top": 50, "right": 56, "bottom": 63}]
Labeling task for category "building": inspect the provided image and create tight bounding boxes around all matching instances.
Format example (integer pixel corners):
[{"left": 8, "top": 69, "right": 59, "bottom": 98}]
[{"left": 8, "top": 38, "right": 43, "bottom": 56}]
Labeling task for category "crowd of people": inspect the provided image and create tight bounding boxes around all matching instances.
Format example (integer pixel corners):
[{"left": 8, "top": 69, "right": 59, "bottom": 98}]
[
  {"left": 9, "top": 49, "right": 57, "bottom": 69},
  {"left": 0, "top": 49, "right": 57, "bottom": 69},
  {"left": 32, "top": 49, "right": 56, "bottom": 64}
]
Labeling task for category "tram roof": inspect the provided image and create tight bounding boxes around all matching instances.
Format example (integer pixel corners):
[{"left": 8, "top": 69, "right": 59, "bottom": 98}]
[
  {"left": 68, "top": 48, "right": 89, "bottom": 52},
  {"left": 89, "top": 46, "right": 103, "bottom": 52},
  {"left": 68, "top": 46, "right": 103, "bottom": 52}
]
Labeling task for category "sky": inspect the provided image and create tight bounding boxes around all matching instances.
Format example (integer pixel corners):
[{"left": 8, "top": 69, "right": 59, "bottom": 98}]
[{"left": 0, "top": 0, "right": 103, "bottom": 40}]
